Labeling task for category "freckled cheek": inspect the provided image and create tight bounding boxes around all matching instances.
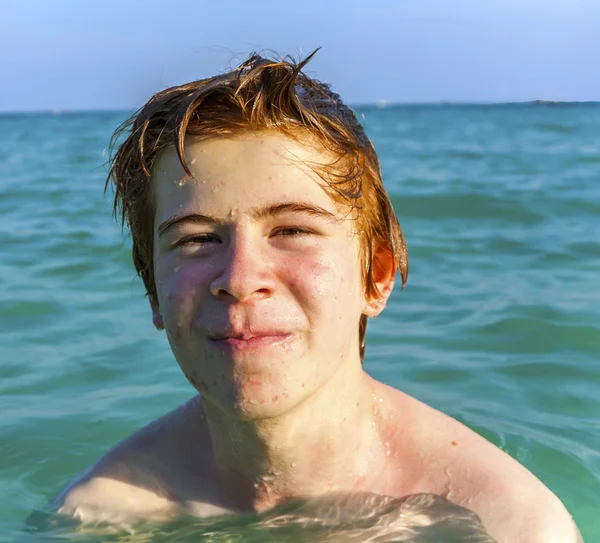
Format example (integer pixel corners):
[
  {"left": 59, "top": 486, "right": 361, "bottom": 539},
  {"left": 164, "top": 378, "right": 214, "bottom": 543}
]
[
  {"left": 281, "top": 258, "right": 340, "bottom": 298},
  {"left": 157, "top": 263, "right": 213, "bottom": 309},
  {"left": 156, "top": 263, "right": 216, "bottom": 342},
  {"left": 283, "top": 255, "right": 357, "bottom": 308}
]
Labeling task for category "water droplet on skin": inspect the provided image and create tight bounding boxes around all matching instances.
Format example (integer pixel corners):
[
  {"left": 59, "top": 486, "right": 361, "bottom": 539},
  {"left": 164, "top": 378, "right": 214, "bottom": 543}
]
[
  {"left": 176, "top": 174, "right": 193, "bottom": 186},
  {"left": 291, "top": 463, "right": 297, "bottom": 468},
  {"left": 386, "top": 450, "right": 391, "bottom": 456},
  {"left": 272, "top": 471, "right": 281, "bottom": 476}
]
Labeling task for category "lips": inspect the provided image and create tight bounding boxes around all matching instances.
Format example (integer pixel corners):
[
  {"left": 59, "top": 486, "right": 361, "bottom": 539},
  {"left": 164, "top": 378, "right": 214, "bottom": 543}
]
[
  {"left": 208, "top": 329, "right": 293, "bottom": 352},
  {"left": 211, "top": 333, "right": 291, "bottom": 351}
]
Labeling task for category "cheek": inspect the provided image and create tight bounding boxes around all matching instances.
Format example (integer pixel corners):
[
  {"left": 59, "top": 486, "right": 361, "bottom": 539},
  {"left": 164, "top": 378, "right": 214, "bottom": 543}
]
[
  {"left": 156, "top": 260, "right": 212, "bottom": 319},
  {"left": 281, "top": 256, "right": 333, "bottom": 297},
  {"left": 282, "top": 251, "right": 361, "bottom": 308}
]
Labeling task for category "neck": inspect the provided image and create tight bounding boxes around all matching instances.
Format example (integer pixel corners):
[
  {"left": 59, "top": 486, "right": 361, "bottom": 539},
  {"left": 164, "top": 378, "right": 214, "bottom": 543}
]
[{"left": 202, "top": 360, "right": 391, "bottom": 511}]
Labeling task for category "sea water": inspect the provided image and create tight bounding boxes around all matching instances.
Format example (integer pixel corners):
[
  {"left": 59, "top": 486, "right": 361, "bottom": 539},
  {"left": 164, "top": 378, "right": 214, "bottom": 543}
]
[{"left": 1, "top": 104, "right": 599, "bottom": 541}]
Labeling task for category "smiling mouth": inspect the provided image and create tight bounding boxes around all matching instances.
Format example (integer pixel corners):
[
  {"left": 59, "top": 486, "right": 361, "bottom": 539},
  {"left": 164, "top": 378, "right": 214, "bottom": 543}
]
[{"left": 210, "top": 334, "right": 293, "bottom": 351}]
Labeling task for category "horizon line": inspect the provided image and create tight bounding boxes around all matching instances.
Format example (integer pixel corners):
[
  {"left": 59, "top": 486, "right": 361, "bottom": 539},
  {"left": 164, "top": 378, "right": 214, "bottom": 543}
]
[{"left": 1, "top": 99, "right": 599, "bottom": 116}]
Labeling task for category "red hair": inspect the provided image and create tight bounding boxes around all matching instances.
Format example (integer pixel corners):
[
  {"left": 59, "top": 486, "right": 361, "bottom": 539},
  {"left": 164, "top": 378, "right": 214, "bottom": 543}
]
[{"left": 107, "top": 50, "right": 408, "bottom": 360}]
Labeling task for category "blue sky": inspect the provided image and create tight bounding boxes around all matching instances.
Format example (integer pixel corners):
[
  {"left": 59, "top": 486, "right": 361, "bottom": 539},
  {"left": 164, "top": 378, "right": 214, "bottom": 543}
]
[{"left": 1, "top": 0, "right": 599, "bottom": 111}]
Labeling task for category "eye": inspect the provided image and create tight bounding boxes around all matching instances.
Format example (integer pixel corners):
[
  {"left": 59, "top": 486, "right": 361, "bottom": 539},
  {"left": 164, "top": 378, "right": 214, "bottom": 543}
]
[
  {"left": 273, "top": 227, "right": 313, "bottom": 237},
  {"left": 175, "top": 234, "right": 221, "bottom": 247}
]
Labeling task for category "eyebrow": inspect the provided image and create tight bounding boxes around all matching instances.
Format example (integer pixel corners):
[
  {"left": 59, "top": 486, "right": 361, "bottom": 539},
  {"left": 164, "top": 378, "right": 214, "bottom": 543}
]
[{"left": 157, "top": 202, "right": 338, "bottom": 237}]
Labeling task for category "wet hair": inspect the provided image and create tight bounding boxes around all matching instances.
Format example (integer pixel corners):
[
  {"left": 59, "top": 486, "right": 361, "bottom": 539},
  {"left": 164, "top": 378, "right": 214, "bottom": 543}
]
[{"left": 107, "top": 49, "right": 408, "bottom": 360}]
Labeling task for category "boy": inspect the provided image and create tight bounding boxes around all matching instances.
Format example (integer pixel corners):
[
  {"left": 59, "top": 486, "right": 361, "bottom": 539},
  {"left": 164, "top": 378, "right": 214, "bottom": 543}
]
[{"left": 56, "top": 52, "right": 581, "bottom": 542}]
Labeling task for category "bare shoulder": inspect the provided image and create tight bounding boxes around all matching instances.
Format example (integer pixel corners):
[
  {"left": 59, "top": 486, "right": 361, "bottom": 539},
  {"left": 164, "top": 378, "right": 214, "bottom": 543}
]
[
  {"left": 380, "top": 386, "right": 580, "bottom": 542},
  {"left": 462, "top": 463, "right": 581, "bottom": 543},
  {"left": 456, "top": 430, "right": 579, "bottom": 541},
  {"left": 55, "top": 397, "right": 203, "bottom": 523},
  {"left": 56, "top": 475, "right": 176, "bottom": 524}
]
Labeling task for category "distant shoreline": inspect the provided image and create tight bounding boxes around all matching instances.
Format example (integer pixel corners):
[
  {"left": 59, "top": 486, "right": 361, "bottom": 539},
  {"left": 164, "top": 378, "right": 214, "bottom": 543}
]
[{"left": 2, "top": 100, "right": 600, "bottom": 116}]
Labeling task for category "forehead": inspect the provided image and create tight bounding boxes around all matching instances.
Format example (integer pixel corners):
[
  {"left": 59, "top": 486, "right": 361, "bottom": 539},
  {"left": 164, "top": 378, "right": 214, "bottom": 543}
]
[
  {"left": 151, "top": 132, "right": 351, "bottom": 220},
  {"left": 154, "top": 132, "right": 331, "bottom": 181}
]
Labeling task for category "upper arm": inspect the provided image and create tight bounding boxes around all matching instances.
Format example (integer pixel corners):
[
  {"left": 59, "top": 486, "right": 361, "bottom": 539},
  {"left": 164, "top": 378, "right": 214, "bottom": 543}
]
[
  {"left": 464, "top": 480, "right": 580, "bottom": 543},
  {"left": 54, "top": 430, "right": 179, "bottom": 524},
  {"left": 56, "top": 475, "right": 176, "bottom": 524},
  {"left": 523, "top": 506, "right": 582, "bottom": 543},
  {"left": 54, "top": 406, "right": 193, "bottom": 524},
  {"left": 428, "top": 425, "right": 581, "bottom": 543},
  {"left": 532, "top": 500, "right": 582, "bottom": 543}
]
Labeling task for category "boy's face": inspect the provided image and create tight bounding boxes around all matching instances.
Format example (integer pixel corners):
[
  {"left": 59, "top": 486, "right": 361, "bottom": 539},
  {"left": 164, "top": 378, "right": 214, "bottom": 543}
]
[{"left": 151, "top": 133, "right": 387, "bottom": 419}]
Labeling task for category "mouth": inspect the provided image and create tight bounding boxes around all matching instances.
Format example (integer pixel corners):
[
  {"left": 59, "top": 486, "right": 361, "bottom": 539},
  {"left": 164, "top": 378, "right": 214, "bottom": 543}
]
[{"left": 209, "top": 333, "right": 293, "bottom": 352}]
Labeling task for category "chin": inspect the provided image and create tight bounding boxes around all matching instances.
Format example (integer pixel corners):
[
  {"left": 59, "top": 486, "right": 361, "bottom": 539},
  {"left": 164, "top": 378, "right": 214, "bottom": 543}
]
[
  {"left": 228, "top": 404, "right": 287, "bottom": 422},
  {"left": 216, "top": 380, "right": 307, "bottom": 421},
  {"left": 182, "top": 350, "right": 316, "bottom": 418}
]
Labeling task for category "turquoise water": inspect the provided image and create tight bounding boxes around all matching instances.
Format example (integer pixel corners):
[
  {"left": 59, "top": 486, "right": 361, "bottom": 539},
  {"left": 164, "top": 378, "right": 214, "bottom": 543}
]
[{"left": 1, "top": 104, "right": 599, "bottom": 541}]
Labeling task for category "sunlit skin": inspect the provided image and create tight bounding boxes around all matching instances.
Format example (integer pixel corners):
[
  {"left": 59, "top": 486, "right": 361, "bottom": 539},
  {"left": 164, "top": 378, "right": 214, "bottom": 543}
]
[
  {"left": 56, "top": 133, "right": 582, "bottom": 543},
  {"left": 150, "top": 133, "right": 395, "bottom": 507}
]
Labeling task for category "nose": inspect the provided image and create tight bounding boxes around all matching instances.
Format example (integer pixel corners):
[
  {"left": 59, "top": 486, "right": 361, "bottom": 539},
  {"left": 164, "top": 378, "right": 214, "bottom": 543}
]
[{"left": 209, "top": 233, "right": 275, "bottom": 302}]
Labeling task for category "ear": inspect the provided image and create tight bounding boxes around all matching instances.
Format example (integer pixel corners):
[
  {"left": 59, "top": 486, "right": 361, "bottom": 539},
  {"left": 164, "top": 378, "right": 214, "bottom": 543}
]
[
  {"left": 362, "top": 244, "right": 396, "bottom": 318},
  {"left": 149, "top": 294, "right": 165, "bottom": 331}
]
